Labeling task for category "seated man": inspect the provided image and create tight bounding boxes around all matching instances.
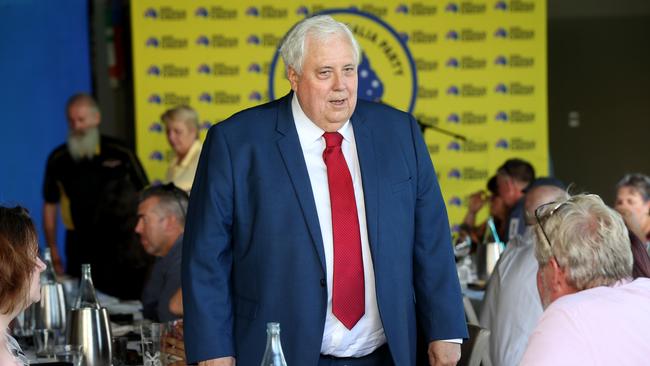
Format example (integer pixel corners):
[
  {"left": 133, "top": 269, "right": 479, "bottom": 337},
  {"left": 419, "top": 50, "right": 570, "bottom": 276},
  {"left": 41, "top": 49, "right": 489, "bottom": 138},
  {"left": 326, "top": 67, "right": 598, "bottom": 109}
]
[
  {"left": 495, "top": 158, "right": 535, "bottom": 241},
  {"left": 520, "top": 194, "right": 650, "bottom": 365},
  {"left": 135, "top": 183, "right": 187, "bottom": 322},
  {"left": 459, "top": 175, "right": 507, "bottom": 249},
  {"left": 480, "top": 180, "right": 567, "bottom": 366}
]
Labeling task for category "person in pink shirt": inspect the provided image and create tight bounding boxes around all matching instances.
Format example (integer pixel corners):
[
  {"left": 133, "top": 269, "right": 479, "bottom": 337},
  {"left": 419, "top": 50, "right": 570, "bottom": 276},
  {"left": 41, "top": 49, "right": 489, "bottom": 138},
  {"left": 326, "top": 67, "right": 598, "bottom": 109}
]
[{"left": 520, "top": 193, "right": 650, "bottom": 365}]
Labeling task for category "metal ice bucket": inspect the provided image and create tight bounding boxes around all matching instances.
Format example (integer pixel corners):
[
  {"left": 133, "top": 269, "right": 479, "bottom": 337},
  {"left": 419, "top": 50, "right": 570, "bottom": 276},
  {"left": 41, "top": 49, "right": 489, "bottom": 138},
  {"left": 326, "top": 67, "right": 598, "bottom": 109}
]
[
  {"left": 66, "top": 307, "right": 113, "bottom": 366},
  {"left": 34, "top": 283, "right": 67, "bottom": 331}
]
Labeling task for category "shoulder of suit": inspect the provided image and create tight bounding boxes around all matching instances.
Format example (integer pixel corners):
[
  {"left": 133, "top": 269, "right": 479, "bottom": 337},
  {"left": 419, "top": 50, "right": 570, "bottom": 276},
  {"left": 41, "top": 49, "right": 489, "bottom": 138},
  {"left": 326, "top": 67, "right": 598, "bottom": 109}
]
[
  {"left": 209, "top": 95, "right": 286, "bottom": 133},
  {"left": 354, "top": 99, "right": 414, "bottom": 131}
]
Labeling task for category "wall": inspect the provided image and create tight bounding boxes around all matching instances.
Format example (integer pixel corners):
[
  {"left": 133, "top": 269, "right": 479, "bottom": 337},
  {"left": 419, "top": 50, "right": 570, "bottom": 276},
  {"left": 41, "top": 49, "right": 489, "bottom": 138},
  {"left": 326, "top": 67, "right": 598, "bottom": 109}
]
[
  {"left": 547, "top": 0, "right": 650, "bottom": 203},
  {"left": 0, "top": 0, "right": 92, "bottom": 255}
]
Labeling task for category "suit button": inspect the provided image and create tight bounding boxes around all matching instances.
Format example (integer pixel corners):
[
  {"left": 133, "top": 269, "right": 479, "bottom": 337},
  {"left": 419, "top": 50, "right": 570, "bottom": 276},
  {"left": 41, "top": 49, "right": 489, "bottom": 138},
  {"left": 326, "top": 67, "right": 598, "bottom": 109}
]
[{"left": 320, "top": 278, "right": 326, "bottom": 287}]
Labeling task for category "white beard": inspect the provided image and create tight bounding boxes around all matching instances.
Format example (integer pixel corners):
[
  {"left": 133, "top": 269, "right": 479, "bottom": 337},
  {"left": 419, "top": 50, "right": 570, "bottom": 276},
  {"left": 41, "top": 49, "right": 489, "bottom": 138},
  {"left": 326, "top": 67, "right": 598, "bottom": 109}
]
[{"left": 67, "top": 127, "right": 100, "bottom": 161}]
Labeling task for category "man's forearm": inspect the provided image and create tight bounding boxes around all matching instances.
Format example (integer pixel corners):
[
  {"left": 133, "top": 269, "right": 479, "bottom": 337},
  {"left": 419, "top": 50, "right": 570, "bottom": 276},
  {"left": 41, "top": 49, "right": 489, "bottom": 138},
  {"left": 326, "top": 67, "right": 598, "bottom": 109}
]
[
  {"left": 43, "top": 203, "right": 64, "bottom": 273},
  {"left": 43, "top": 203, "right": 58, "bottom": 248}
]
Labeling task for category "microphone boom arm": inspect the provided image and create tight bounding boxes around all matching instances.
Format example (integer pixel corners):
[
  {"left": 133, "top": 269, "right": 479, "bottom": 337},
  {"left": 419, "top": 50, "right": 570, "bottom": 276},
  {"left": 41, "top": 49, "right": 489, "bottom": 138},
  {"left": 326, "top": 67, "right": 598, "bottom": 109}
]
[{"left": 417, "top": 119, "right": 468, "bottom": 141}]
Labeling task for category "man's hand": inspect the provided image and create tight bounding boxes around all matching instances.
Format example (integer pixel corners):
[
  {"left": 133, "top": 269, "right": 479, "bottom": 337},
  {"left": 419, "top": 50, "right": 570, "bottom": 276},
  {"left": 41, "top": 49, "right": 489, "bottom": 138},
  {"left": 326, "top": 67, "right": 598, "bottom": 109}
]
[
  {"left": 428, "top": 341, "right": 461, "bottom": 366},
  {"left": 199, "top": 357, "right": 236, "bottom": 366},
  {"left": 467, "top": 190, "right": 487, "bottom": 214},
  {"left": 161, "top": 320, "right": 187, "bottom": 366},
  {"left": 161, "top": 332, "right": 185, "bottom": 366}
]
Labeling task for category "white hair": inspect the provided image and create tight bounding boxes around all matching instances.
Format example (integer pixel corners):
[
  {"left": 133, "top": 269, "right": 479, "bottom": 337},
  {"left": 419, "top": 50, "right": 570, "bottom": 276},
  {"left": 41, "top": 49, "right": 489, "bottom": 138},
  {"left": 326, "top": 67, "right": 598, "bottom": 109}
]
[
  {"left": 279, "top": 15, "right": 361, "bottom": 75},
  {"left": 161, "top": 105, "right": 200, "bottom": 139},
  {"left": 534, "top": 194, "right": 633, "bottom": 290}
]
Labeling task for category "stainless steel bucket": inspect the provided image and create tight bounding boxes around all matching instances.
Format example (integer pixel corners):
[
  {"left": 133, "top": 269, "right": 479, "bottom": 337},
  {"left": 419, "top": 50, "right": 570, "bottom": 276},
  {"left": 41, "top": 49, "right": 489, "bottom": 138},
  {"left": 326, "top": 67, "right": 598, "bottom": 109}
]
[{"left": 66, "top": 307, "right": 113, "bottom": 366}]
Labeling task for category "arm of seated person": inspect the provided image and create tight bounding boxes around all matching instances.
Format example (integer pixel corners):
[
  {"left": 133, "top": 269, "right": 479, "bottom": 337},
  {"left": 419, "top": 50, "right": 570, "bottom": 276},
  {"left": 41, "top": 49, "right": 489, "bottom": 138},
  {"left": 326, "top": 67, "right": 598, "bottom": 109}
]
[{"left": 169, "top": 288, "right": 183, "bottom": 317}]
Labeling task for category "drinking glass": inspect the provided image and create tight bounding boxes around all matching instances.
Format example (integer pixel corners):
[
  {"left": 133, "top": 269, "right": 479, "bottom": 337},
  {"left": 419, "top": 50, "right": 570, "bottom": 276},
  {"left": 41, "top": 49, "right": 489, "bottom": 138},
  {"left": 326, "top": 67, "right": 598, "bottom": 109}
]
[
  {"left": 112, "top": 336, "right": 129, "bottom": 366},
  {"left": 33, "top": 328, "right": 55, "bottom": 357},
  {"left": 140, "top": 323, "right": 163, "bottom": 366},
  {"left": 54, "top": 344, "right": 83, "bottom": 366}
]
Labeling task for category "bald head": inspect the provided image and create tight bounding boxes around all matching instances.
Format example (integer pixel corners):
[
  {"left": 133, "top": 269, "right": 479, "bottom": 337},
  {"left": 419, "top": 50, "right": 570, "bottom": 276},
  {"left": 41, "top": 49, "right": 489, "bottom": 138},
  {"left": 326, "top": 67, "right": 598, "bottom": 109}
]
[
  {"left": 66, "top": 94, "right": 101, "bottom": 136},
  {"left": 524, "top": 185, "right": 569, "bottom": 226}
]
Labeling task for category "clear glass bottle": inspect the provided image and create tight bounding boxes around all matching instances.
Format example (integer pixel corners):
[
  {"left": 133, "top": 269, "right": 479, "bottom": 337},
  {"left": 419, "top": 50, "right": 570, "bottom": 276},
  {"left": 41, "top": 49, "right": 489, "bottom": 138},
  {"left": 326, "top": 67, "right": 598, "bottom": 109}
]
[
  {"left": 74, "top": 264, "right": 101, "bottom": 309},
  {"left": 40, "top": 248, "right": 58, "bottom": 285},
  {"left": 260, "top": 322, "right": 287, "bottom": 366}
]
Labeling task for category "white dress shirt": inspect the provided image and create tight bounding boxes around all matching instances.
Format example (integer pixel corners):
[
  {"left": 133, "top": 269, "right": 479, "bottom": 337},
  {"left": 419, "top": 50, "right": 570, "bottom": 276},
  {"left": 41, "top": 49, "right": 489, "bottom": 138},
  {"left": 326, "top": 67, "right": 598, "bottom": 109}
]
[
  {"left": 480, "top": 227, "right": 543, "bottom": 366},
  {"left": 292, "top": 95, "right": 386, "bottom": 357}
]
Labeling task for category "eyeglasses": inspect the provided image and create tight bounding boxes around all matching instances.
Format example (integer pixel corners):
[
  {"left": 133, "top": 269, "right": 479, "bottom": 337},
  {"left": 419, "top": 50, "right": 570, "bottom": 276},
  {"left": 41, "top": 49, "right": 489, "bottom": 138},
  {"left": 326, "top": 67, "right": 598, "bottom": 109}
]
[
  {"left": 534, "top": 200, "right": 571, "bottom": 267},
  {"left": 534, "top": 194, "right": 598, "bottom": 262},
  {"left": 534, "top": 201, "right": 566, "bottom": 250}
]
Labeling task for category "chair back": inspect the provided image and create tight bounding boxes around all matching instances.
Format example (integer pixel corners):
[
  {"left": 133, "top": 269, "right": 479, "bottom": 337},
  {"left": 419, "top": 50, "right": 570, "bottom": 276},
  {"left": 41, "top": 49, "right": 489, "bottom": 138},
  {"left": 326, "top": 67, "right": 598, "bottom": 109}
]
[
  {"left": 458, "top": 324, "right": 490, "bottom": 366},
  {"left": 463, "top": 296, "right": 479, "bottom": 325}
]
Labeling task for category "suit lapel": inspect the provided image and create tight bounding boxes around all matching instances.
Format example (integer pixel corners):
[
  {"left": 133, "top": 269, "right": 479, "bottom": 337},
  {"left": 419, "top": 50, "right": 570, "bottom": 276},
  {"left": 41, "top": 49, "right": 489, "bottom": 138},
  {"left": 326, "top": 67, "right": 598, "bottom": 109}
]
[
  {"left": 351, "top": 109, "right": 379, "bottom": 255},
  {"left": 275, "top": 94, "right": 326, "bottom": 272}
]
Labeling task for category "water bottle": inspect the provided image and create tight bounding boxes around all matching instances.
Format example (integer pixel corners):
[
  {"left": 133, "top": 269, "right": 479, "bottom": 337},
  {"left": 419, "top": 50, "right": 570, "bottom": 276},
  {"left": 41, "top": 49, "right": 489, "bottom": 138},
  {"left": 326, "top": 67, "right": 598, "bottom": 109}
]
[
  {"left": 260, "top": 322, "right": 287, "bottom": 366},
  {"left": 74, "top": 263, "right": 100, "bottom": 309},
  {"left": 40, "top": 248, "right": 58, "bottom": 284},
  {"left": 67, "top": 264, "right": 112, "bottom": 365}
]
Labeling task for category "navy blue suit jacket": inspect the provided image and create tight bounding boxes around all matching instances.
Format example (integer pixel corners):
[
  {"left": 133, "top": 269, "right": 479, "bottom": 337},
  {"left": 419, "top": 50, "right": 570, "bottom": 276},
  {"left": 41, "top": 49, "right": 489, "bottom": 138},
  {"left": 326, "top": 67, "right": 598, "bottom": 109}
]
[{"left": 182, "top": 93, "right": 467, "bottom": 365}]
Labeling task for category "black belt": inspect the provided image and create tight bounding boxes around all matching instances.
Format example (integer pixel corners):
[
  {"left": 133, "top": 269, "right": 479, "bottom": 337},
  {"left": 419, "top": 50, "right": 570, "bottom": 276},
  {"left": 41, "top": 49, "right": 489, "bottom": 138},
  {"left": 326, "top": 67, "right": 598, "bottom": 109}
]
[{"left": 319, "top": 344, "right": 392, "bottom": 365}]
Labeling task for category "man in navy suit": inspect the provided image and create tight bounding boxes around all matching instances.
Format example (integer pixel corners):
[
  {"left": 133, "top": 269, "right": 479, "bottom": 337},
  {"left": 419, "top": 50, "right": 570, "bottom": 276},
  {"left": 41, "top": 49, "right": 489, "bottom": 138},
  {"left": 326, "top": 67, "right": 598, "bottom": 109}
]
[{"left": 182, "top": 15, "right": 467, "bottom": 366}]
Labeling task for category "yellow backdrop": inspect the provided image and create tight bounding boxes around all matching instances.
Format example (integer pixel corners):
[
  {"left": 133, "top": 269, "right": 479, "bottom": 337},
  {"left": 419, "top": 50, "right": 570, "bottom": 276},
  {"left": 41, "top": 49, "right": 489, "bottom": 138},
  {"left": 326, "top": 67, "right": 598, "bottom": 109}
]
[{"left": 131, "top": 0, "right": 547, "bottom": 234}]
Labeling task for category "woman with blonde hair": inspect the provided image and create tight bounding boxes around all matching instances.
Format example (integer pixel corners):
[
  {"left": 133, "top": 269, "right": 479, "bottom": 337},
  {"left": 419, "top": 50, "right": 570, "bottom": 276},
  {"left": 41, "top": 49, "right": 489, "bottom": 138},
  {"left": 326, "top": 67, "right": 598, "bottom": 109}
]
[
  {"left": 161, "top": 106, "right": 202, "bottom": 193},
  {"left": 0, "top": 206, "right": 46, "bottom": 365}
]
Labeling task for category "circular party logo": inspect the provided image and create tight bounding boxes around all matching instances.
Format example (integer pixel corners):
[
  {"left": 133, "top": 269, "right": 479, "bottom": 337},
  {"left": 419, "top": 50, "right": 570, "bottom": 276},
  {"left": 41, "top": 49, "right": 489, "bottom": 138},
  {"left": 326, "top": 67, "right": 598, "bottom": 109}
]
[{"left": 268, "top": 8, "right": 418, "bottom": 113}]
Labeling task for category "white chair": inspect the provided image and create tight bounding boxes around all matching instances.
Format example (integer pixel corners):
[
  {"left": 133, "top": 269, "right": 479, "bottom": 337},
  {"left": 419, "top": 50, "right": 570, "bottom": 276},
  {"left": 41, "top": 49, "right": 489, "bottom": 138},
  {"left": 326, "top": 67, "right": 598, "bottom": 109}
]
[
  {"left": 463, "top": 295, "right": 479, "bottom": 325},
  {"left": 459, "top": 324, "right": 490, "bottom": 366}
]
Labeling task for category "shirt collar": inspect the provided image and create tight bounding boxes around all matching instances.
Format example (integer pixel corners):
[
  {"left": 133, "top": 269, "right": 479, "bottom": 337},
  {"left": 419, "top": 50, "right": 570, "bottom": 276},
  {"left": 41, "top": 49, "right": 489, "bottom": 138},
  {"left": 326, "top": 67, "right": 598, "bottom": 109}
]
[
  {"left": 291, "top": 93, "right": 352, "bottom": 145},
  {"left": 176, "top": 140, "right": 201, "bottom": 167}
]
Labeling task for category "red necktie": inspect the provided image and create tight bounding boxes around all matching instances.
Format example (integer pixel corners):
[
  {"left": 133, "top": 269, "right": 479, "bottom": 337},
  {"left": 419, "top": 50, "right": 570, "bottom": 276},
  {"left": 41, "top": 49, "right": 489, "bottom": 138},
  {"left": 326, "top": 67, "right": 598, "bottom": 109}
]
[{"left": 322, "top": 132, "right": 365, "bottom": 329}]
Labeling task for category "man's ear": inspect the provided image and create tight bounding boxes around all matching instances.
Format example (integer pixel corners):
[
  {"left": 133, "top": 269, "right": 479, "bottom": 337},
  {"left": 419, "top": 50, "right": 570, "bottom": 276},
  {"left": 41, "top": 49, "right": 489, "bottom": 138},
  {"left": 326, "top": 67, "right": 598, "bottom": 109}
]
[
  {"left": 92, "top": 110, "right": 102, "bottom": 127},
  {"left": 162, "top": 214, "right": 175, "bottom": 232},
  {"left": 287, "top": 67, "right": 299, "bottom": 91},
  {"left": 549, "top": 256, "right": 576, "bottom": 295}
]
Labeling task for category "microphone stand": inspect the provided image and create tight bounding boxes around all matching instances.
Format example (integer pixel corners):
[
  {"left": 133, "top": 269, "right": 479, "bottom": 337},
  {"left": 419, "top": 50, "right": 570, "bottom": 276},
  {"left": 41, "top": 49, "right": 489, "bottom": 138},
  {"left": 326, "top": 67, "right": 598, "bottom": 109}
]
[{"left": 416, "top": 119, "right": 468, "bottom": 141}]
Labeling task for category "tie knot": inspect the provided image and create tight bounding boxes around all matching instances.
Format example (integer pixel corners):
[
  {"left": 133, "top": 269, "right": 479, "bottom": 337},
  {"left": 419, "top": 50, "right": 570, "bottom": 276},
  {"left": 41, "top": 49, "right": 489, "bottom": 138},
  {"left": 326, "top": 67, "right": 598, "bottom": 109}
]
[{"left": 323, "top": 132, "right": 343, "bottom": 148}]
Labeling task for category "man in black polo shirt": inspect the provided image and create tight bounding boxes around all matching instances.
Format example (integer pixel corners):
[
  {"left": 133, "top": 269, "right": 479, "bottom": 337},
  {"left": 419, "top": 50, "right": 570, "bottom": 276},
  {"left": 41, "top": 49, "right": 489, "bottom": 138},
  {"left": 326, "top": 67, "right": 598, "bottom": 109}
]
[{"left": 43, "top": 93, "right": 150, "bottom": 299}]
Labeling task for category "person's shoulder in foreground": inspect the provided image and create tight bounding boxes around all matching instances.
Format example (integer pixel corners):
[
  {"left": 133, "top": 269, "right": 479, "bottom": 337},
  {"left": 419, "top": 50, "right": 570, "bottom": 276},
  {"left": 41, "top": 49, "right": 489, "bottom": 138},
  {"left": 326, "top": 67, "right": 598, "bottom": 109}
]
[
  {"left": 521, "top": 193, "right": 650, "bottom": 366},
  {"left": 521, "top": 277, "right": 650, "bottom": 365}
]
